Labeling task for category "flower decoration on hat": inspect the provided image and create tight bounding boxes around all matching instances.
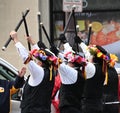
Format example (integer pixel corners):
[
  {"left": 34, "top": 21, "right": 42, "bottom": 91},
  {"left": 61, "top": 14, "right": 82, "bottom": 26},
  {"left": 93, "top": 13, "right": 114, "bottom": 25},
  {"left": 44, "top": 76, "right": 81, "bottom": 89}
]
[
  {"left": 109, "top": 54, "right": 118, "bottom": 67},
  {"left": 24, "top": 49, "right": 62, "bottom": 68},
  {"left": 64, "top": 51, "right": 86, "bottom": 66},
  {"left": 64, "top": 51, "right": 87, "bottom": 79},
  {"left": 88, "top": 45, "right": 118, "bottom": 85},
  {"left": 24, "top": 48, "right": 62, "bottom": 81},
  {"left": 88, "top": 45, "right": 108, "bottom": 60},
  {"left": 30, "top": 49, "right": 47, "bottom": 61},
  {"left": 88, "top": 45, "right": 118, "bottom": 67}
]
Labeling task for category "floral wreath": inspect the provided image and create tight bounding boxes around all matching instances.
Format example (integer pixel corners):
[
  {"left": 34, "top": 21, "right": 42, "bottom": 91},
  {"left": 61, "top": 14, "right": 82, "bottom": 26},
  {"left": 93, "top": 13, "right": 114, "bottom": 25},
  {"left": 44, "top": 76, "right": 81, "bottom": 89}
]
[
  {"left": 64, "top": 51, "right": 86, "bottom": 66},
  {"left": 88, "top": 45, "right": 118, "bottom": 85},
  {"left": 88, "top": 45, "right": 118, "bottom": 67},
  {"left": 24, "top": 49, "right": 62, "bottom": 68}
]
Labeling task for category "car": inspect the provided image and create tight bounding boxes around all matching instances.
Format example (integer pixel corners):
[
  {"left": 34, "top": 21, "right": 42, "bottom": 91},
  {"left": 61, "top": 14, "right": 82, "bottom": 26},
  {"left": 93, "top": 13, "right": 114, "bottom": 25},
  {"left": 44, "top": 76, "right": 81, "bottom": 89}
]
[{"left": 0, "top": 57, "right": 22, "bottom": 113}]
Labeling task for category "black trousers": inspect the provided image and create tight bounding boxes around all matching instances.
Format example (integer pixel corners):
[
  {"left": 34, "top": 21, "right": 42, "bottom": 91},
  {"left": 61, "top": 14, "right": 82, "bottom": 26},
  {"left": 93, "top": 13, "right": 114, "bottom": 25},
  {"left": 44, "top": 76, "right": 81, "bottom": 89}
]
[
  {"left": 103, "top": 104, "right": 119, "bottom": 113},
  {"left": 60, "top": 106, "right": 82, "bottom": 113},
  {"left": 82, "top": 99, "right": 103, "bottom": 113}
]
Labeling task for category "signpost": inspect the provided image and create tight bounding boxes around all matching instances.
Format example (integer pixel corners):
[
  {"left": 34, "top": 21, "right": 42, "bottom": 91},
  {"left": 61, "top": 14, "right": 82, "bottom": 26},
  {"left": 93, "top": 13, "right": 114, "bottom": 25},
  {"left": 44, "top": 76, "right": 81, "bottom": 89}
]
[{"left": 63, "top": 0, "right": 83, "bottom": 12}]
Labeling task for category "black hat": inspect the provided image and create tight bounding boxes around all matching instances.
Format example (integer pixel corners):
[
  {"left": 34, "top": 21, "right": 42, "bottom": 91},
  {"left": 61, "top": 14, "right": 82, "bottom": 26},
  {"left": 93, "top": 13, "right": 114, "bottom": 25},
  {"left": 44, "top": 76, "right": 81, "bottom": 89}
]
[
  {"left": 37, "top": 41, "right": 47, "bottom": 49},
  {"left": 96, "top": 45, "right": 110, "bottom": 59},
  {"left": 88, "top": 45, "right": 110, "bottom": 64},
  {"left": 96, "top": 45, "right": 108, "bottom": 55}
]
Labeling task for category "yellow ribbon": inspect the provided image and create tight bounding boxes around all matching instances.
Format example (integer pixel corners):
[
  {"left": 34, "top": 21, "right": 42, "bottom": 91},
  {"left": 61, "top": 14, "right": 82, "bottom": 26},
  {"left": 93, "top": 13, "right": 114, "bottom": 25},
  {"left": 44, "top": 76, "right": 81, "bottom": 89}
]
[
  {"left": 104, "top": 69, "right": 108, "bottom": 85},
  {"left": 49, "top": 65, "right": 53, "bottom": 81},
  {"left": 102, "top": 61, "right": 108, "bottom": 85}
]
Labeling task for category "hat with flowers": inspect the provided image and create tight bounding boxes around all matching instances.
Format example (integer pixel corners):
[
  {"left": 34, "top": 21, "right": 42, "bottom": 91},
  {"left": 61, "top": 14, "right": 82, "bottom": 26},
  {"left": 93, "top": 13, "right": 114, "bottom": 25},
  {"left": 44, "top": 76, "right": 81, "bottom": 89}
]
[
  {"left": 88, "top": 45, "right": 118, "bottom": 85},
  {"left": 64, "top": 51, "right": 86, "bottom": 67},
  {"left": 88, "top": 45, "right": 118, "bottom": 66},
  {"left": 24, "top": 49, "right": 62, "bottom": 68},
  {"left": 24, "top": 48, "right": 62, "bottom": 81}
]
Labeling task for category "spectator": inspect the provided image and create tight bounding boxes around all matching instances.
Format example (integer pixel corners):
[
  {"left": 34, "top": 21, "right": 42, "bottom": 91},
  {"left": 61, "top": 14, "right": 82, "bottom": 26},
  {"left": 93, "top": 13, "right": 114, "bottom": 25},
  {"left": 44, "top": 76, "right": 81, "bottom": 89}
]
[{"left": 0, "top": 67, "right": 26, "bottom": 113}]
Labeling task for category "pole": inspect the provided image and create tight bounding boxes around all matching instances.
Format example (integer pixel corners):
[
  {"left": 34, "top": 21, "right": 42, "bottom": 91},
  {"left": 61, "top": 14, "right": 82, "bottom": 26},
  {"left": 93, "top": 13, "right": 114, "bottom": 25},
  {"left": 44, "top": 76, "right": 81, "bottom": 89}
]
[
  {"left": 58, "top": 5, "right": 76, "bottom": 48},
  {"left": 37, "top": 12, "right": 42, "bottom": 42},
  {"left": 86, "top": 24, "right": 92, "bottom": 45},
  {"left": 63, "top": 5, "right": 76, "bottom": 34},
  {"left": 40, "top": 22, "right": 53, "bottom": 47},
  {"left": 72, "top": 5, "right": 79, "bottom": 52},
  {"left": 22, "top": 11, "right": 31, "bottom": 51},
  {"left": 2, "top": 8, "right": 30, "bottom": 51}
]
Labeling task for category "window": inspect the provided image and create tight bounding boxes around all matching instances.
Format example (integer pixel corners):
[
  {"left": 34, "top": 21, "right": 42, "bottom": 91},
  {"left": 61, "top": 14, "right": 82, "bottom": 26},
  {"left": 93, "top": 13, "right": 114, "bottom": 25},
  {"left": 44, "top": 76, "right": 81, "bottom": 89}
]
[{"left": 0, "top": 64, "right": 16, "bottom": 81}]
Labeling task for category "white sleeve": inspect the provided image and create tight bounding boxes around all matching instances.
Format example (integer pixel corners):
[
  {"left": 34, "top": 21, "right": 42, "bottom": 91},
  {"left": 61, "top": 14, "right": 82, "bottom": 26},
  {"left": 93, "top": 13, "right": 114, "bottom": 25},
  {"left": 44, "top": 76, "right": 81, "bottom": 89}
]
[
  {"left": 32, "top": 43, "right": 39, "bottom": 49},
  {"left": 79, "top": 42, "right": 92, "bottom": 61},
  {"left": 58, "top": 63, "right": 78, "bottom": 84},
  {"left": 63, "top": 43, "right": 74, "bottom": 53},
  {"left": 115, "top": 68, "right": 120, "bottom": 74},
  {"left": 28, "top": 60, "right": 44, "bottom": 86},
  {"left": 15, "top": 42, "right": 29, "bottom": 62},
  {"left": 58, "top": 52, "right": 67, "bottom": 62},
  {"left": 85, "top": 62, "right": 96, "bottom": 79}
]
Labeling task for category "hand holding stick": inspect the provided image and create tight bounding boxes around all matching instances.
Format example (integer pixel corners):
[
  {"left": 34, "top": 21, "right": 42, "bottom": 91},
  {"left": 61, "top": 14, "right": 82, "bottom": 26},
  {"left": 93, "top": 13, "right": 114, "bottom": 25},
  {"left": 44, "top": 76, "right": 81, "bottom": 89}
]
[{"left": 2, "top": 8, "right": 30, "bottom": 51}]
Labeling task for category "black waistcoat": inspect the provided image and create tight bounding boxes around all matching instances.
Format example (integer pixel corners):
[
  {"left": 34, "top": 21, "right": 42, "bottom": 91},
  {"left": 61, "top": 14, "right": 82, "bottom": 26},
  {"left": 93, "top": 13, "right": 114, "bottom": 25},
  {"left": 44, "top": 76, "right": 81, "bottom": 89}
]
[
  {"left": 59, "top": 69, "right": 85, "bottom": 109},
  {"left": 103, "top": 66, "right": 119, "bottom": 102},
  {"left": 83, "top": 64, "right": 105, "bottom": 99},
  {"left": 20, "top": 68, "right": 55, "bottom": 113}
]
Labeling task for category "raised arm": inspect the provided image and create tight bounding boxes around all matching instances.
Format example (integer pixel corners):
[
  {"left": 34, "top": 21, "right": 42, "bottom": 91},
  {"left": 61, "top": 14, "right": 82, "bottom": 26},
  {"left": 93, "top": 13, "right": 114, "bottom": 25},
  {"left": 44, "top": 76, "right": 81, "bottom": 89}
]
[
  {"left": 14, "top": 67, "right": 26, "bottom": 88},
  {"left": 10, "top": 31, "right": 44, "bottom": 86}
]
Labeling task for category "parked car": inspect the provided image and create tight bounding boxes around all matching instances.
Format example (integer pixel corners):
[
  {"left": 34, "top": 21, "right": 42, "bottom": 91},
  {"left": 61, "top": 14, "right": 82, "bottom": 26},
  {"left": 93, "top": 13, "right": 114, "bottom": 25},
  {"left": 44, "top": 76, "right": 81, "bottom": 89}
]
[{"left": 0, "top": 57, "right": 22, "bottom": 113}]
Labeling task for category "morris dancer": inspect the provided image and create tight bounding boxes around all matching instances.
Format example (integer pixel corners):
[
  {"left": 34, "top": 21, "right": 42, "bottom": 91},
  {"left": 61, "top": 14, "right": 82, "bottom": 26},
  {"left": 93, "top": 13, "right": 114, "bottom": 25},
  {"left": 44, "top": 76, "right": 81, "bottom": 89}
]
[{"left": 10, "top": 31, "right": 61, "bottom": 113}]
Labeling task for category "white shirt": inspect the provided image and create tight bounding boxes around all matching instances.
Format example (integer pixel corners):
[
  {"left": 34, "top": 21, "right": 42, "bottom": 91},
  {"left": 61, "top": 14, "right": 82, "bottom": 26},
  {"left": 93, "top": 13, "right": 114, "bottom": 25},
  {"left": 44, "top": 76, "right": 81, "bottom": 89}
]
[
  {"left": 58, "top": 62, "right": 78, "bottom": 84},
  {"left": 79, "top": 42, "right": 92, "bottom": 61},
  {"left": 58, "top": 61, "right": 95, "bottom": 84},
  {"left": 15, "top": 42, "right": 44, "bottom": 86}
]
